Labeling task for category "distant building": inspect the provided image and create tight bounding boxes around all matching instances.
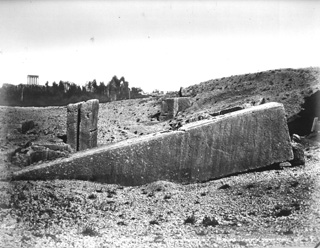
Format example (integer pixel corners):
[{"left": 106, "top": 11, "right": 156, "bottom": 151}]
[{"left": 27, "top": 75, "right": 39, "bottom": 85}]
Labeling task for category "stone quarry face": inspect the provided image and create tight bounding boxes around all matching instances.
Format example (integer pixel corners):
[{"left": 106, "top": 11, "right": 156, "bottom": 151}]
[
  {"left": 67, "top": 99, "right": 99, "bottom": 151},
  {"left": 12, "top": 102, "right": 293, "bottom": 186}
]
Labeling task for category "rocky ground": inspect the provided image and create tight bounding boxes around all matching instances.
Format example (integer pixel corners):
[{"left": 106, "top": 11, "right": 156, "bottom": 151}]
[
  {"left": 0, "top": 144, "right": 319, "bottom": 248},
  {"left": 182, "top": 67, "right": 320, "bottom": 119},
  {"left": 0, "top": 67, "right": 320, "bottom": 247}
]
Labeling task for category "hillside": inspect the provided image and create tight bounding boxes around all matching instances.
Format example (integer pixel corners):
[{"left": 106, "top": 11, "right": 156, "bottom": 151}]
[{"left": 180, "top": 67, "right": 319, "bottom": 122}]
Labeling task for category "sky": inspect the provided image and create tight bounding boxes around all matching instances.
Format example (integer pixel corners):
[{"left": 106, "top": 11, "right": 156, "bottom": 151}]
[{"left": 0, "top": 0, "right": 320, "bottom": 93}]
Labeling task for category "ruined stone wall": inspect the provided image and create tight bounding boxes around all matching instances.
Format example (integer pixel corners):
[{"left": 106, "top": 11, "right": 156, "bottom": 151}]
[{"left": 107, "top": 77, "right": 130, "bottom": 101}]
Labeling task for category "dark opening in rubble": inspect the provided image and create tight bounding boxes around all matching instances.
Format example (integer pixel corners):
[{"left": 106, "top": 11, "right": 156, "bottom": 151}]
[
  {"left": 287, "top": 91, "right": 320, "bottom": 136},
  {"left": 210, "top": 106, "right": 243, "bottom": 117},
  {"left": 57, "top": 134, "right": 67, "bottom": 143}
]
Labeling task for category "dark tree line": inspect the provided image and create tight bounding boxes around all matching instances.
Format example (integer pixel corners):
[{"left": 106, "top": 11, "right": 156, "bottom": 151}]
[{"left": 0, "top": 76, "right": 145, "bottom": 107}]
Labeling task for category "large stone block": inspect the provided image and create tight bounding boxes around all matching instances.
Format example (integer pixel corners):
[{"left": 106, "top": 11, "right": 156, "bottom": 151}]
[
  {"left": 79, "top": 129, "right": 98, "bottom": 151},
  {"left": 67, "top": 99, "right": 99, "bottom": 151},
  {"left": 12, "top": 102, "right": 293, "bottom": 186},
  {"left": 67, "top": 102, "right": 82, "bottom": 150},
  {"left": 79, "top": 99, "right": 99, "bottom": 151},
  {"left": 160, "top": 97, "right": 191, "bottom": 120}
]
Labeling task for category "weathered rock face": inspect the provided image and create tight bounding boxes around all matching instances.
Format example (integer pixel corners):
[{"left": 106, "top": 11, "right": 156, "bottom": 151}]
[
  {"left": 160, "top": 97, "right": 191, "bottom": 121},
  {"left": 67, "top": 99, "right": 99, "bottom": 151},
  {"left": 12, "top": 102, "right": 293, "bottom": 186}
]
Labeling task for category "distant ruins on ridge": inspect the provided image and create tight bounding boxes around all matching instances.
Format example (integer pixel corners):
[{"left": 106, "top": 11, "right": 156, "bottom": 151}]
[{"left": 27, "top": 75, "right": 39, "bottom": 85}]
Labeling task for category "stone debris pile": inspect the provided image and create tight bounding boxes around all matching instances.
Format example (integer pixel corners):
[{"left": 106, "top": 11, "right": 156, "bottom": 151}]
[{"left": 10, "top": 137, "right": 72, "bottom": 167}]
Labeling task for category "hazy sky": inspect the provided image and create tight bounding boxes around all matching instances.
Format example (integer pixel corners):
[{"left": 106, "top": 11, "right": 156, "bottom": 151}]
[{"left": 0, "top": 0, "right": 319, "bottom": 92}]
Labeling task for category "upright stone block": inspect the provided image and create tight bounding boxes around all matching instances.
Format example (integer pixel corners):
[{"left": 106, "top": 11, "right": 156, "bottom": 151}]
[
  {"left": 177, "top": 97, "right": 191, "bottom": 113},
  {"left": 67, "top": 102, "right": 82, "bottom": 150},
  {"left": 160, "top": 97, "right": 191, "bottom": 120},
  {"left": 79, "top": 99, "right": 99, "bottom": 151},
  {"left": 66, "top": 99, "right": 99, "bottom": 151},
  {"left": 12, "top": 102, "right": 293, "bottom": 186}
]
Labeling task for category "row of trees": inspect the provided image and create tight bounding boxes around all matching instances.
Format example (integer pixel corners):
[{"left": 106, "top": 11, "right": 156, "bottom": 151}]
[{"left": 0, "top": 76, "right": 145, "bottom": 107}]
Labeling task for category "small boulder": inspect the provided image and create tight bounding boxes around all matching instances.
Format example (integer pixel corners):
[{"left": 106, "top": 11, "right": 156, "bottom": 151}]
[
  {"left": 257, "top": 97, "right": 266, "bottom": 105},
  {"left": 290, "top": 142, "right": 305, "bottom": 166},
  {"left": 21, "top": 120, "right": 35, "bottom": 134},
  {"left": 292, "top": 134, "right": 301, "bottom": 143},
  {"left": 202, "top": 216, "right": 219, "bottom": 227},
  {"left": 279, "top": 161, "right": 292, "bottom": 167},
  {"left": 180, "top": 87, "right": 195, "bottom": 97}
]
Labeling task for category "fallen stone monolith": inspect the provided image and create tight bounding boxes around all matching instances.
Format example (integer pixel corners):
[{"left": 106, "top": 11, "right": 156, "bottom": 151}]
[
  {"left": 12, "top": 102, "right": 293, "bottom": 186},
  {"left": 67, "top": 99, "right": 99, "bottom": 151}
]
